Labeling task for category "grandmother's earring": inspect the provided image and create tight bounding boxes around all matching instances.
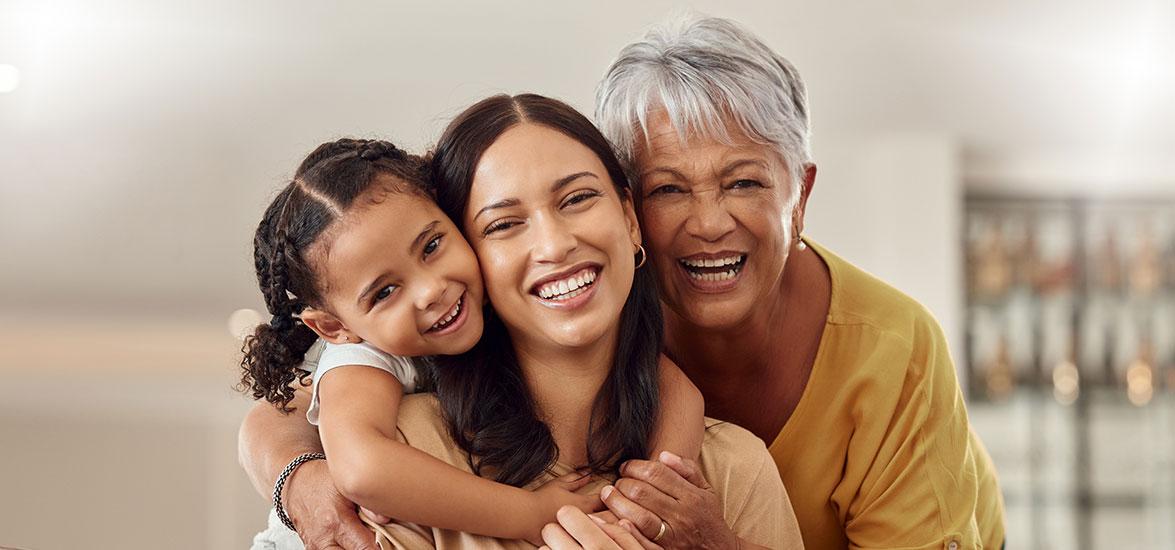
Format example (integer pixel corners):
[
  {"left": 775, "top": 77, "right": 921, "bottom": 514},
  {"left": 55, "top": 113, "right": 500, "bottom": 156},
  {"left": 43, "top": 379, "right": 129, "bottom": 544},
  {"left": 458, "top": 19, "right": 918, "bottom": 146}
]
[
  {"left": 634, "top": 244, "right": 647, "bottom": 269},
  {"left": 796, "top": 235, "right": 807, "bottom": 251},
  {"left": 341, "top": 335, "right": 349, "bottom": 342}
]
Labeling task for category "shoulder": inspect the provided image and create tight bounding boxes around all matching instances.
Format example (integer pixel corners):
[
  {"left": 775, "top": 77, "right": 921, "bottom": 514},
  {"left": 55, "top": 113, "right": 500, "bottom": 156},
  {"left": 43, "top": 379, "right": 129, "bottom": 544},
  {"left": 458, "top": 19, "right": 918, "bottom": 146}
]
[
  {"left": 811, "top": 240, "right": 949, "bottom": 364},
  {"left": 393, "top": 394, "right": 475, "bottom": 472},
  {"left": 699, "top": 418, "right": 776, "bottom": 482}
]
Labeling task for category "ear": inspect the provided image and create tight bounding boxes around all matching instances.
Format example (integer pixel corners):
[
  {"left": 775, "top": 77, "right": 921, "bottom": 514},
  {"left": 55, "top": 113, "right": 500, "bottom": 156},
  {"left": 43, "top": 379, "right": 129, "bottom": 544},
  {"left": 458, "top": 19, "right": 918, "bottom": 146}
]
[
  {"left": 300, "top": 308, "right": 363, "bottom": 344},
  {"left": 791, "top": 163, "right": 818, "bottom": 238},
  {"left": 621, "top": 190, "right": 642, "bottom": 249}
]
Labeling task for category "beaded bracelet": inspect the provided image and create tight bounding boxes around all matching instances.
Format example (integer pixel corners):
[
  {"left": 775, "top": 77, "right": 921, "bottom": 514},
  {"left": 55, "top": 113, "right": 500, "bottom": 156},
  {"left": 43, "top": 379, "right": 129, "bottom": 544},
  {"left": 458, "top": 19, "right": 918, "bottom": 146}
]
[{"left": 273, "top": 452, "right": 327, "bottom": 531}]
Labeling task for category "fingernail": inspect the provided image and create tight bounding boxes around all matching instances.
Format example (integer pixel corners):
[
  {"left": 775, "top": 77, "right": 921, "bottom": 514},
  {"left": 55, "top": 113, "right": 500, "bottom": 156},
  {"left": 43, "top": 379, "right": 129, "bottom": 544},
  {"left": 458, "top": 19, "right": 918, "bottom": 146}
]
[
  {"left": 601, "top": 485, "right": 614, "bottom": 500},
  {"left": 589, "top": 514, "right": 606, "bottom": 525},
  {"left": 660, "top": 451, "right": 680, "bottom": 464}
]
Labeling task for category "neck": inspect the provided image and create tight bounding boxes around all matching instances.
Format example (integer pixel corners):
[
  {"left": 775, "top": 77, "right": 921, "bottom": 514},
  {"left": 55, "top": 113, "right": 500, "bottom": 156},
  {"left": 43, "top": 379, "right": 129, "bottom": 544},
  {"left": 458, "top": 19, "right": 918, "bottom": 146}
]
[
  {"left": 663, "top": 246, "right": 830, "bottom": 408},
  {"left": 511, "top": 329, "right": 618, "bottom": 467}
]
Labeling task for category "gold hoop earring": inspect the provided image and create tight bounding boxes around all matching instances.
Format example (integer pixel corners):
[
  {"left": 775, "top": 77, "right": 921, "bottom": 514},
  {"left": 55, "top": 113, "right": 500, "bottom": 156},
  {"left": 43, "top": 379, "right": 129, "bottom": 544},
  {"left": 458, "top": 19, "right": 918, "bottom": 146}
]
[{"left": 634, "top": 244, "right": 647, "bottom": 269}]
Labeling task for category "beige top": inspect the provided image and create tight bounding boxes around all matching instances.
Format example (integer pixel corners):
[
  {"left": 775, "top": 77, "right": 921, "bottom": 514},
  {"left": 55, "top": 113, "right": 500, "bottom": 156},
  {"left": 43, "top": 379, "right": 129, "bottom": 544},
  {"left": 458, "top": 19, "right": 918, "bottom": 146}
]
[{"left": 365, "top": 394, "right": 804, "bottom": 549}]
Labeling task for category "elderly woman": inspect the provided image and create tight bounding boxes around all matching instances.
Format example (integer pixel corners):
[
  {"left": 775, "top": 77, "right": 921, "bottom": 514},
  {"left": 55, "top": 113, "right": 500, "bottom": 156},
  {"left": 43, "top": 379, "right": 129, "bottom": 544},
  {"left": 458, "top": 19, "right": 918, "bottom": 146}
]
[{"left": 580, "top": 15, "right": 1006, "bottom": 550}]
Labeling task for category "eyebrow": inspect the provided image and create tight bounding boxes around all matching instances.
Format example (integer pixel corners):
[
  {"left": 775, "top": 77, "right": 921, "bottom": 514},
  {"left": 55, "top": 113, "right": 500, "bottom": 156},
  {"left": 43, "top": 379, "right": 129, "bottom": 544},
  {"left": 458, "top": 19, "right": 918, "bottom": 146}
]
[
  {"left": 355, "top": 220, "right": 440, "bottom": 306},
  {"left": 641, "top": 159, "right": 767, "bottom": 180},
  {"left": 472, "top": 171, "right": 599, "bottom": 223}
]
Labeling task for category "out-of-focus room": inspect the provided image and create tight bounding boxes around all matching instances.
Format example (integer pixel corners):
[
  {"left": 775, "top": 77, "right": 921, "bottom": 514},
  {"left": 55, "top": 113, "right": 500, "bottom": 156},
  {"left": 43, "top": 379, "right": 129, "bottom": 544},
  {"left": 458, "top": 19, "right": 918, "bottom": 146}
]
[{"left": 1, "top": 1, "right": 1172, "bottom": 548}]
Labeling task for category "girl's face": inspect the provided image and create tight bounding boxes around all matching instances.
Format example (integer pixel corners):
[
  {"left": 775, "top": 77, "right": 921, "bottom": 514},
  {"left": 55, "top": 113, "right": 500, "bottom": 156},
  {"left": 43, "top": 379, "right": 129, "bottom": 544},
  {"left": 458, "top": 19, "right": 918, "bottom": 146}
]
[
  {"left": 304, "top": 182, "right": 485, "bottom": 356},
  {"left": 462, "top": 123, "right": 641, "bottom": 353}
]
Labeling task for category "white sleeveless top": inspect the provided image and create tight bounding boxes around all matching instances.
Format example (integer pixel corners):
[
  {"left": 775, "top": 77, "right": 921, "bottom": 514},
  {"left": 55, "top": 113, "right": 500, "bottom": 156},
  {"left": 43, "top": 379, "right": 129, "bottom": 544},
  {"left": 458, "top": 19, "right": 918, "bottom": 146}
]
[{"left": 298, "top": 339, "right": 420, "bottom": 426}]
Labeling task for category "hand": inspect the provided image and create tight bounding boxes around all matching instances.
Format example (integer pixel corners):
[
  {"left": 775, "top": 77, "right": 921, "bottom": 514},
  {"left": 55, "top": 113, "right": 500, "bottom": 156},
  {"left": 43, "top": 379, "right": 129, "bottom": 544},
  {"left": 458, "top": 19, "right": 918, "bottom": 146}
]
[
  {"left": 283, "top": 459, "right": 378, "bottom": 550},
  {"left": 600, "top": 451, "right": 738, "bottom": 550},
  {"left": 539, "top": 505, "right": 654, "bottom": 550},
  {"left": 525, "top": 471, "right": 606, "bottom": 544}
]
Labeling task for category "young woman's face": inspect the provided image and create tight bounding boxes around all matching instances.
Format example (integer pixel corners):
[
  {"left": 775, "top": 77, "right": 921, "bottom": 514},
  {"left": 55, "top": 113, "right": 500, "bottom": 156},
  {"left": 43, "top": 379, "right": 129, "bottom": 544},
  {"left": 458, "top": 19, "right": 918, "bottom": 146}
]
[
  {"left": 312, "top": 183, "right": 485, "bottom": 356},
  {"left": 463, "top": 123, "right": 641, "bottom": 353}
]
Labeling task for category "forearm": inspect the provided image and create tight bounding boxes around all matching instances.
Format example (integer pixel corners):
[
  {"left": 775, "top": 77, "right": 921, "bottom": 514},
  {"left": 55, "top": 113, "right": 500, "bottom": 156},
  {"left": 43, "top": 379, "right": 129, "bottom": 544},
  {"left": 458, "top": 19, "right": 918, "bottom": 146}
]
[
  {"left": 649, "top": 356, "right": 705, "bottom": 460},
  {"left": 333, "top": 436, "right": 540, "bottom": 540},
  {"left": 238, "top": 387, "right": 323, "bottom": 499}
]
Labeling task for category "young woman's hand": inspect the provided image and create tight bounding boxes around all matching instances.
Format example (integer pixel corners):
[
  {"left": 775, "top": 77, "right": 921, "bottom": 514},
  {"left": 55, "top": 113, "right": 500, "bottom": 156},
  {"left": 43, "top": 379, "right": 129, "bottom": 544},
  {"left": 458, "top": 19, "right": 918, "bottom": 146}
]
[
  {"left": 284, "top": 459, "right": 379, "bottom": 550},
  {"left": 539, "top": 505, "right": 656, "bottom": 550},
  {"left": 600, "top": 452, "right": 739, "bottom": 550}
]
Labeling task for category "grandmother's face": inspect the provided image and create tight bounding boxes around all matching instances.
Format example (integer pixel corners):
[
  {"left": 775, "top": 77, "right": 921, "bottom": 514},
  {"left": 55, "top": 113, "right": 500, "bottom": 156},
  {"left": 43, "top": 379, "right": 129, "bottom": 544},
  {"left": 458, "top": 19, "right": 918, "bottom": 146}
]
[{"left": 634, "top": 112, "right": 799, "bottom": 330}]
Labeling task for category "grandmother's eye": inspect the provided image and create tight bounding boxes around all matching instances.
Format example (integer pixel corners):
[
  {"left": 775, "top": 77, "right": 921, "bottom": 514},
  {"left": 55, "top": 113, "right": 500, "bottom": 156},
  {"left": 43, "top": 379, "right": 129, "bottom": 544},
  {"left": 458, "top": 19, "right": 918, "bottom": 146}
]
[
  {"left": 730, "top": 179, "right": 764, "bottom": 189},
  {"left": 647, "top": 184, "right": 684, "bottom": 196}
]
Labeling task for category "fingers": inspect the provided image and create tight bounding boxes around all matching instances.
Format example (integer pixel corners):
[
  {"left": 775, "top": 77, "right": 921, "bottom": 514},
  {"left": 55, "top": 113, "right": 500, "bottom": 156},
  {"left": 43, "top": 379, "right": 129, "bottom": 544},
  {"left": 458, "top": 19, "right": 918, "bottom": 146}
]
[
  {"left": 600, "top": 484, "right": 664, "bottom": 541},
  {"left": 597, "top": 521, "right": 649, "bottom": 550},
  {"left": 619, "top": 459, "right": 694, "bottom": 503},
  {"left": 613, "top": 477, "right": 676, "bottom": 519},
  {"left": 657, "top": 452, "right": 710, "bottom": 490},
  {"left": 358, "top": 506, "right": 391, "bottom": 524},
  {"left": 336, "top": 510, "right": 379, "bottom": 550},
  {"left": 541, "top": 520, "right": 583, "bottom": 549},
  {"left": 620, "top": 519, "right": 664, "bottom": 550},
  {"left": 590, "top": 510, "right": 620, "bottom": 525}
]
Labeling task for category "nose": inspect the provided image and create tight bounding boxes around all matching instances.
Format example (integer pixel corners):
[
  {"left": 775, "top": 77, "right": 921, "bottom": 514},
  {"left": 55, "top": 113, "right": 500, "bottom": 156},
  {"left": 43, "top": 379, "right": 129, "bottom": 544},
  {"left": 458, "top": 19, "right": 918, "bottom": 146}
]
[
  {"left": 684, "top": 191, "right": 736, "bottom": 242},
  {"left": 531, "top": 212, "right": 577, "bottom": 264},
  {"left": 413, "top": 270, "right": 447, "bottom": 311}
]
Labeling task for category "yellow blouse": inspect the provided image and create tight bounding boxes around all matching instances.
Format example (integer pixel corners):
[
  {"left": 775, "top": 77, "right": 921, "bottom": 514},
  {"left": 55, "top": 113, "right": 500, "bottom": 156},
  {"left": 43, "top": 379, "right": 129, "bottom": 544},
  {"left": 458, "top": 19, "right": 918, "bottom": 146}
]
[{"left": 769, "top": 241, "right": 1004, "bottom": 550}]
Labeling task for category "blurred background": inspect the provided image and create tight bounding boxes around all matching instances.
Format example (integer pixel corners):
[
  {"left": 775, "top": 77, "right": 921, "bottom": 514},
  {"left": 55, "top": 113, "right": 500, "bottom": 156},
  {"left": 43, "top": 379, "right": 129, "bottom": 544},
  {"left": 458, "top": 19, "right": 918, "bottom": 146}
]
[{"left": 1, "top": 0, "right": 1172, "bottom": 548}]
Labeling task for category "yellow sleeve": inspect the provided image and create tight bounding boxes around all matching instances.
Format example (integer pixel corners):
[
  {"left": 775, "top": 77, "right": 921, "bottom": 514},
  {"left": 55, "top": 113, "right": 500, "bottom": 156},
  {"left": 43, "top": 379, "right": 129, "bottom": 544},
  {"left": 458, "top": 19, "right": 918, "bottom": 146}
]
[{"left": 844, "top": 318, "right": 985, "bottom": 550}]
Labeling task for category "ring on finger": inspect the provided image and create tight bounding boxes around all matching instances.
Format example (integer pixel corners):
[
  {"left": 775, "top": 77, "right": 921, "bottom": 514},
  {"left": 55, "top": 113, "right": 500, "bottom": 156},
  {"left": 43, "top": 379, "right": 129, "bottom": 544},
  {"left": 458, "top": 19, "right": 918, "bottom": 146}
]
[{"left": 652, "top": 520, "right": 669, "bottom": 542}]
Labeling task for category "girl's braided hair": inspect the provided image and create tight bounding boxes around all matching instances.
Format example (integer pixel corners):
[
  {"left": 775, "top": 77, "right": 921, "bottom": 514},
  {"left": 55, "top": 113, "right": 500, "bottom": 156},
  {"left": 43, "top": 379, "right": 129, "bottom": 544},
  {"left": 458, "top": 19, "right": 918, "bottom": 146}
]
[{"left": 239, "top": 138, "right": 429, "bottom": 412}]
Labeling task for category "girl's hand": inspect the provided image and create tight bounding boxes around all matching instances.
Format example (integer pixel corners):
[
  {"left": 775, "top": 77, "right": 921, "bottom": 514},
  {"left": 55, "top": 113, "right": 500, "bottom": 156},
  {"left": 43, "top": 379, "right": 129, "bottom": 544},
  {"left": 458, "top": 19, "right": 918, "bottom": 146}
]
[
  {"left": 526, "top": 471, "right": 606, "bottom": 544},
  {"left": 539, "top": 505, "right": 655, "bottom": 550},
  {"left": 284, "top": 459, "right": 378, "bottom": 550},
  {"left": 599, "top": 451, "right": 738, "bottom": 550}
]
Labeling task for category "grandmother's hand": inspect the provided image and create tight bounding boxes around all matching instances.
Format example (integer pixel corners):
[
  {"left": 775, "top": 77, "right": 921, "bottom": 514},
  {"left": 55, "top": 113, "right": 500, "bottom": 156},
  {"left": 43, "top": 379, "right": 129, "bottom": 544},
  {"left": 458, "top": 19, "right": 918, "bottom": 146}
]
[
  {"left": 600, "top": 451, "right": 739, "bottom": 550},
  {"left": 539, "top": 505, "right": 653, "bottom": 550},
  {"left": 284, "top": 459, "right": 378, "bottom": 550}
]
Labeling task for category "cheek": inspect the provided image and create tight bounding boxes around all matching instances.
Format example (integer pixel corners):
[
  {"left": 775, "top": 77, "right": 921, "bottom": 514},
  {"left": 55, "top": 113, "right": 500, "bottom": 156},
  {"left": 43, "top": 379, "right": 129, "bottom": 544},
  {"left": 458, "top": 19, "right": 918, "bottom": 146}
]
[
  {"left": 637, "top": 203, "right": 680, "bottom": 248},
  {"left": 473, "top": 246, "right": 519, "bottom": 305}
]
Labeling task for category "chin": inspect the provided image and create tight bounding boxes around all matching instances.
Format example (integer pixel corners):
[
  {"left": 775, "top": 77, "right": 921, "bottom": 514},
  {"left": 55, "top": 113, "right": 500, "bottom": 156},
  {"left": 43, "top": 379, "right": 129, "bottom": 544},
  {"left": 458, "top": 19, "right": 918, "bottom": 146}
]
[{"left": 670, "top": 295, "right": 756, "bottom": 331}]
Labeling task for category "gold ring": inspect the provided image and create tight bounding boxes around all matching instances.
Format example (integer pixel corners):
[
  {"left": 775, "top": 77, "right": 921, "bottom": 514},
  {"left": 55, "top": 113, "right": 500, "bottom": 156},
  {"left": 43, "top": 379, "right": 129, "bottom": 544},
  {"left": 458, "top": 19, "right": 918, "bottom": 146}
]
[{"left": 651, "top": 520, "right": 668, "bottom": 542}]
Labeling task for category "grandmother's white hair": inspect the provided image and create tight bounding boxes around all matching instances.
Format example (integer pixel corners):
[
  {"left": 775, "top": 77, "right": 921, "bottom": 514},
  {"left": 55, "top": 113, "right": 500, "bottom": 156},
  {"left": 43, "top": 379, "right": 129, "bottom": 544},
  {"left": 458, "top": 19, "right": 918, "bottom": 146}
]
[{"left": 595, "top": 14, "right": 813, "bottom": 193}]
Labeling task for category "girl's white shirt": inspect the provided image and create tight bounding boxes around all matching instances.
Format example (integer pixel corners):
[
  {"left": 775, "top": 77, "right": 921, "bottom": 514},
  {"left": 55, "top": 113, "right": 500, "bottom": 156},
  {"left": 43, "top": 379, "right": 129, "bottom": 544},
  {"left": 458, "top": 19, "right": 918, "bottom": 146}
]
[{"left": 298, "top": 339, "right": 420, "bottom": 426}]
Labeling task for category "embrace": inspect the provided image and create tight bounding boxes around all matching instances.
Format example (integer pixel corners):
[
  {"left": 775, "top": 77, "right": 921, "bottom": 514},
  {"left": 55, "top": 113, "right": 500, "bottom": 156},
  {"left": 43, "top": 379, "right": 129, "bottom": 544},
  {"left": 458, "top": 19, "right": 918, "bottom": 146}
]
[{"left": 238, "top": 15, "right": 1005, "bottom": 550}]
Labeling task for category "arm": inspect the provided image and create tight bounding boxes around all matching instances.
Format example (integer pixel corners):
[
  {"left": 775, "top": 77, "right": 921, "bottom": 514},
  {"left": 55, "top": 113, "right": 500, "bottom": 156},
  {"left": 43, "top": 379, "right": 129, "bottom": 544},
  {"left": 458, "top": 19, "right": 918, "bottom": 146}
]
[
  {"left": 317, "top": 365, "right": 599, "bottom": 543},
  {"left": 237, "top": 387, "right": 378, "bottom": 550},
  {"left": 842, "top": 319, "right": 991, "bottom": 549},
  {"left": 647, "top": 355, "right": 705, "bottom": 461}
]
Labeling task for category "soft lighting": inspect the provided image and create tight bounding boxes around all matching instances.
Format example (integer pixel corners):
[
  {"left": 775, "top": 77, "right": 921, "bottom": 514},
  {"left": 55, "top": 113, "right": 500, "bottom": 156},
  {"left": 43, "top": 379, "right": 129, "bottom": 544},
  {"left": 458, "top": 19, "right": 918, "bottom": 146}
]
[
  {"left": 228, "top": 308, "right": 266, "bottom": 341},
  {"left": 0, "top": 65, "right": 19, "bottom": 94},
  {"left": 1052, "top": 360, "right": 1080, "bottom": 405},
  {"left": 1126, "top": 359, "right": 1153, "bottom": 407}
]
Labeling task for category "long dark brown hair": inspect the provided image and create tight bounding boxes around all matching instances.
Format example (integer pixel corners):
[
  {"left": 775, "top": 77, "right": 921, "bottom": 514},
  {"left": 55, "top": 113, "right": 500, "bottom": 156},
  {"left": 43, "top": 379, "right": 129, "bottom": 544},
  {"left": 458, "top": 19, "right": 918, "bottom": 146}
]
[
  {"left": 239, "top": 138, "right": 430, "bottom": 412},
  {"left": 429, "top": 94, "right": 663, "bottom": 487}
]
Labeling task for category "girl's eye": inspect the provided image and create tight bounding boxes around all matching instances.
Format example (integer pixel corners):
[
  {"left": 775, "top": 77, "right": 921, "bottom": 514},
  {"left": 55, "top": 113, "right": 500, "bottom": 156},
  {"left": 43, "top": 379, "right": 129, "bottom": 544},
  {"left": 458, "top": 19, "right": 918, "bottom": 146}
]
[
  {"left": 483, "top": 220, "right": 520, "bottom": 236},
  {"left": 374, "top": 285, "right": 397, "bottom": 303},
  {"left": 647, "top": 184, "right": 684, "bottom": 196},
  {"left": 730, "top": 179, "right": 764, "bottom": 190},
  {"left": 423, "top": 234, "right": 442, "bottom": 257},
  {"left": 562, "top": 190, "right": 601, "bottom": 208}
]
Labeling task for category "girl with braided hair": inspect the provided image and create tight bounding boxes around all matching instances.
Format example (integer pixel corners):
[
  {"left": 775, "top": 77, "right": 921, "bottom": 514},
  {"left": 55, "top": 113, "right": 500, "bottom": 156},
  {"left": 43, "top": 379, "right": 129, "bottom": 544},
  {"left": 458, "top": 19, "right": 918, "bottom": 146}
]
[{"left": 240, "top": 137, "right": 705, "bottom": 545}]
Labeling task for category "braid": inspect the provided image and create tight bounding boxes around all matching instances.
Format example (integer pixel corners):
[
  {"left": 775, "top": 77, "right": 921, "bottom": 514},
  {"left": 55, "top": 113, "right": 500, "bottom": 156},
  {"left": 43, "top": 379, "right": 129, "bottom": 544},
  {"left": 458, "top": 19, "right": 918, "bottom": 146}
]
[{"left": 238, "top": 186, "right": 317, "bottom": 412}]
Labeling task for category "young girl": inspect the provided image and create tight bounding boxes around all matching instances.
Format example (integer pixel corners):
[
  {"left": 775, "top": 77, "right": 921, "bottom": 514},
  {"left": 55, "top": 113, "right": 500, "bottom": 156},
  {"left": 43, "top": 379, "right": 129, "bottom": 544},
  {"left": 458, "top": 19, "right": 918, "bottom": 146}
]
[{"left": 240, "top": 137, "right": 703, "bottom": 543}]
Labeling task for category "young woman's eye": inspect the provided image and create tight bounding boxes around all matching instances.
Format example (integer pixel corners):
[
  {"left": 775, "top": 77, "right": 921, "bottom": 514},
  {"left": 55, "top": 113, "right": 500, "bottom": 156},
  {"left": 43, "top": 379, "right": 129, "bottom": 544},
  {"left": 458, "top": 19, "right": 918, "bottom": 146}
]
[
  {"left": 562, "top": 190, "right": 601, "bottom": 208},
  {"left": 423, "top": 234, "right": 442, "bottom": 257},
  {"left": 483, "top": 220, "right": 520, "bottom": 236},
  {"left": 647, "top": 184, "right": 685, "bottom": 196},
  {"left": 374, "top": 284, "right": 397, "bottom": 303},
  {"left": 729, "top": 179, "right": 764, "bottom": 190}
]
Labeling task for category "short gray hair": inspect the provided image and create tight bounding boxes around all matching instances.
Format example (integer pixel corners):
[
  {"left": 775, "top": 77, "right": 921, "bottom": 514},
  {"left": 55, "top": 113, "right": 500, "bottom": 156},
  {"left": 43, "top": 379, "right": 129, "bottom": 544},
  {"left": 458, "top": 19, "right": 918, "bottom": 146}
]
[{"left": 595, "top": 15, "right": 813, "bottom": 192}]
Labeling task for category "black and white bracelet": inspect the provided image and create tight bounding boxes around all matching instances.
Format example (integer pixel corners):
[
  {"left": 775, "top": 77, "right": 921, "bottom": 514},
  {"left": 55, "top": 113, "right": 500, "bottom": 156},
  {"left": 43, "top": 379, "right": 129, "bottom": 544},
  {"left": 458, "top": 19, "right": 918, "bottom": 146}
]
[{"left": 273, "top": 452, "right": 327, "bottom": 531}]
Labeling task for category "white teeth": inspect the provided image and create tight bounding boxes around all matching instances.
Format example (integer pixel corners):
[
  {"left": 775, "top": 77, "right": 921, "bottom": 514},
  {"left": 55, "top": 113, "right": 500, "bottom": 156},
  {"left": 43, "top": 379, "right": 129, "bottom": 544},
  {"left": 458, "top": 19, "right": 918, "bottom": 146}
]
[
  {"left": 430, "top": 297, "right": 462, "bottom": 331},
  {"left": 680, "top": 255, "right": 744, "bottom": 268},
  {"left": 686, "top": 269, "right": 738, "bottom": 282},
  {"left": 537, "top": 268, "right": 598, "bottom": 300}
]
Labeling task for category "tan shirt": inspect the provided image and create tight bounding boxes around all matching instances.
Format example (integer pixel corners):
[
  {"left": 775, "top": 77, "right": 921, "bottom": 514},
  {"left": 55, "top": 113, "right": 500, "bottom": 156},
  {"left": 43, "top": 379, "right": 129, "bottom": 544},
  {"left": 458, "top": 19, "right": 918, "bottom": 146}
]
[{"left": 366, "top": 394, "right": 804, "bottom": 549}]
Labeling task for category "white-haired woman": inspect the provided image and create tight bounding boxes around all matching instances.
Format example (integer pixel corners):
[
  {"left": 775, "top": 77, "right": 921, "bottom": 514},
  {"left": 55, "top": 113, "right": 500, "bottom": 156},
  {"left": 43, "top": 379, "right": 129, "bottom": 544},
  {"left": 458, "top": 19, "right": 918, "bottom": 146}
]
[{"left": 577, "top": 15, "right": 1005, "bottom": 550}]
